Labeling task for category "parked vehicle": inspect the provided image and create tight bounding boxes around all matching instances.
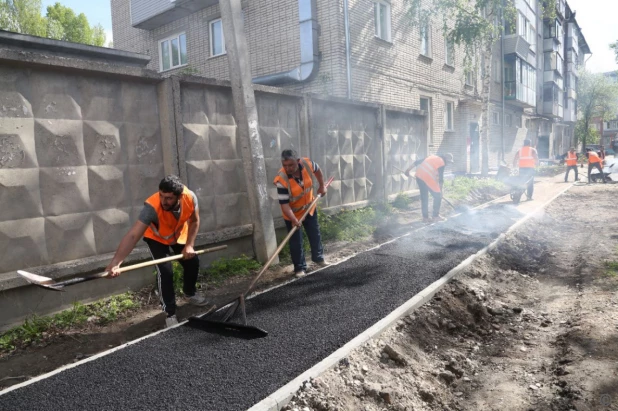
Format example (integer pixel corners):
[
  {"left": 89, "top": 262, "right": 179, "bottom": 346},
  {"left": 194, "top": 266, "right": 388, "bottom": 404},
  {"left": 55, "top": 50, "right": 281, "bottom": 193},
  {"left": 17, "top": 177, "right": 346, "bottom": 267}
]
[{"left": 589, "top": 157, "right": 617, "bottom": 182}]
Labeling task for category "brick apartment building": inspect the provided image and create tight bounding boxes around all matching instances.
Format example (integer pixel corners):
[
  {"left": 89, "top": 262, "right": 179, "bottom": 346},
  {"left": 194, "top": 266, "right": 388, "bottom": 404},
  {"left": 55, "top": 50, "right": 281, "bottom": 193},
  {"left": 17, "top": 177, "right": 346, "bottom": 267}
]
[{"left": 111, "top": 0, "right": 590, "bottom": 172}]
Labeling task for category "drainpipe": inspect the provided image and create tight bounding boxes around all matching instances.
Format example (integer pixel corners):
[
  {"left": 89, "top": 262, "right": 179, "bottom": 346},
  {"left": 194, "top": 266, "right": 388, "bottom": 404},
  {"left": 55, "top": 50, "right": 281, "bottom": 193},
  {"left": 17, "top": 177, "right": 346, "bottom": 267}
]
[
  {"left": 343, "top": 0, "right": 352, "bottom": 99},
  {"left": 252, "top": 0, "right": 320, "bottom": 85}
]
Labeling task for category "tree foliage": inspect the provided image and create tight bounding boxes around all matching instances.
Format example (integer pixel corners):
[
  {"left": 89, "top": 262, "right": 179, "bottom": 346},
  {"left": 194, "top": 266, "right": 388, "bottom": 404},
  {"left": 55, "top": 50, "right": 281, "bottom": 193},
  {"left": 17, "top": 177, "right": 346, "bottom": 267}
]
[
  {"left": 611, "top": 40, "right": 618, "bottom": 64},
  {"left": 0, "top": 0, "right": 105, "bottom": 46},
  {"left": 576, "top": 70, "right": 618, "bottom": 151}
]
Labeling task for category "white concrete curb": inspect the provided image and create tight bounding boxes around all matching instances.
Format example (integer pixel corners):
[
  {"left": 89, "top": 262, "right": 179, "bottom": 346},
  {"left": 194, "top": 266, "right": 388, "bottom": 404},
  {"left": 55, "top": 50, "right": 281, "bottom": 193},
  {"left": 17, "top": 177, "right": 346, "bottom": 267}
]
[{"left": 247, "top": 183, "right": 573, "bottom": 411}]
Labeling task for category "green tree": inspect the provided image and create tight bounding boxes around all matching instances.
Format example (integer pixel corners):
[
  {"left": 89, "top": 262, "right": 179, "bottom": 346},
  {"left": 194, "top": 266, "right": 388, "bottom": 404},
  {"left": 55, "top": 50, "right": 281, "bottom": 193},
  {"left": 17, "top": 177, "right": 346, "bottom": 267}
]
[
  {"left": 0, "top": 0, "right": 46, "bottom": 36},
  {"left": 405, "top": 0, "right": 555, "bottom": 175},
  {"left": 46, "top": 2, "right": 105, "bottom": 46},
  {"left": 0, "top": 0, "right": 105, "bottom": 46},
  {"left": 611, "top": 40, "right": 618, "bottom": 64},
  {"left": 576, "top": 70, "right": 618, "bottom": 152}
]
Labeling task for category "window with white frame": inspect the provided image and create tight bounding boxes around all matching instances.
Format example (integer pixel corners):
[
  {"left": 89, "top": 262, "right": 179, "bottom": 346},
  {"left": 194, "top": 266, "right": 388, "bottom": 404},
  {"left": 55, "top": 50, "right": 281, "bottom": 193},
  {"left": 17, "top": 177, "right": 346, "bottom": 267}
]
[
  {"left": 373, "top": 1, "right": 391, "bottom": 41},
  {"left": 445, "top": 37, "right": 454, "bottom": 66},
  {"left": 445, "top": 101, "right": 454, "bottom": 131},
  {"left": 516, "top": 115, "right": 522, "bottom": 128},
  {"left": 492, "top": 112, "right": 500, "bottom": 125},
  {"left": 420, "top": 22, "right": 431, "bottom": 57},
  {"left": 159, "top": 32, "right": 187, "bottom": 72},
  {"left": 420, "top": 97, "right": 433, "bottom": 144},
  {"left": 210, "top": 18, "right": 226, "bottom": 57},
  {"left": 506, "top": 114, "right": 512, "bottom": 127}
]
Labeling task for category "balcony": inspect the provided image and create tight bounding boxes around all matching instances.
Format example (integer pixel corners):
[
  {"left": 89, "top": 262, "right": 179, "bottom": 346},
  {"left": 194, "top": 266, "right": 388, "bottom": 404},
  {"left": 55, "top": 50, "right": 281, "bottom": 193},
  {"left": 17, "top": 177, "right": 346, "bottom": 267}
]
[
  {"left": 544, "top": 71, "right": 564, "bottom": 88},
  {"left": 543, "top": 101, "right": 564, "bottom": 118},
  {"left": 505, "top": 82, "right": 536, "bottom": 108},
  {"left": 131, "top": 0, "right": 218, "bottom": 29},
  {"left": 503, "top": 35, "right": 532, "bottom": 61}
]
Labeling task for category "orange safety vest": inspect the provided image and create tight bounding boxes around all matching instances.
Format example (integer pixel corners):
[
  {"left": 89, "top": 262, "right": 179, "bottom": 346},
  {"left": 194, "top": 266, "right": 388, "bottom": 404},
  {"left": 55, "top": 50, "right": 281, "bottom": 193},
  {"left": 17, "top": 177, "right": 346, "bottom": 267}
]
[
  {"left": 565, "top": 151, "right": 577, "bottom": 166},
  {"left": 143, "top": 186, "right": 196, "bottom": 245},
  {"left": 415, "top": 155, "right": 445, "bottom": 193},
  {"left": 518, "top": 146, "right": 536, "bottom": 168},
  {"left": 588, "top": 151, "right": 601, "bottom": 164},
  {"left": 273, "top": 158, "right": 316, "bottom": 221}
]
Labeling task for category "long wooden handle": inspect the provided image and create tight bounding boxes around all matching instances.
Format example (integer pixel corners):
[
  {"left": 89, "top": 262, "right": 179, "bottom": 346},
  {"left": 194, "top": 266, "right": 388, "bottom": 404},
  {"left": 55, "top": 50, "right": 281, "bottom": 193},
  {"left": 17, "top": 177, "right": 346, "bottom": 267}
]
[
  {"left": 244, "top": 176, "right": 334, "bottom": 295},
  {"left": 113, "top": 245, "right": 228, "bottom": 275}
]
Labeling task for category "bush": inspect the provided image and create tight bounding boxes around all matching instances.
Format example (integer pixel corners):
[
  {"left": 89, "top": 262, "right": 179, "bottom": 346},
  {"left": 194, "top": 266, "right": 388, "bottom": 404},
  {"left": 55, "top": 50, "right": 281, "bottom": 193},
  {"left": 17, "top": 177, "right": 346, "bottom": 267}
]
[
  {"left": 392, "top": 193, "right": 413, "bottom": 209},
  {"left": 201, "top": 256, "right": 262, "bottom": 286},
  {"left": 444, "top": 177, "right": 505, "bottom": 201}
]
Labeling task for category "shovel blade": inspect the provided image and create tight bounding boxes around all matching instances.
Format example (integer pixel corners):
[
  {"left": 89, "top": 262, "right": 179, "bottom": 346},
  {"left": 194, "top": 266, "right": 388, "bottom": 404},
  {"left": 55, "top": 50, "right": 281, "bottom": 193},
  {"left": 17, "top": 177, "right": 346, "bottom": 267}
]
[
  {"left": 17, "top": 270, "right": 65, "bottom": 292},
  {"left": 186, "top": 317, "right": 268, "bottom": 339}
]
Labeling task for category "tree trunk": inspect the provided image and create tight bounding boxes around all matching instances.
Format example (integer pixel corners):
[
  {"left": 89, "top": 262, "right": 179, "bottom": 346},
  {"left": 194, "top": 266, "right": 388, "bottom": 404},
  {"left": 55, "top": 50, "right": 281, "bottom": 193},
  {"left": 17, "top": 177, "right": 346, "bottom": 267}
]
[{"left": 480, "top": 43, "right": 494, "bottom": 176}]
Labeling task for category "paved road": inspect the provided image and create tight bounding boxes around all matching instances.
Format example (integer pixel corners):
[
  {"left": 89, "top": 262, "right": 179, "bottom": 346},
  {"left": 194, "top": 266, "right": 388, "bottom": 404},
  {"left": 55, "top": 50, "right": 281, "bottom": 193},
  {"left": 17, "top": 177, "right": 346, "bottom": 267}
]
[{"left": 0, "top": 205, "right": 523, "bottom": 411}]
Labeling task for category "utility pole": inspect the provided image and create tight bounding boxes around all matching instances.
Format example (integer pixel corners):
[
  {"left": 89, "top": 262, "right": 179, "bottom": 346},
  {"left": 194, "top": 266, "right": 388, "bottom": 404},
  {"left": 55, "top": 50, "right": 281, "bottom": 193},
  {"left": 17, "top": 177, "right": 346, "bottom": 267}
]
[{"left": 220, "top": 0, "right": 278, "bottom": 263}]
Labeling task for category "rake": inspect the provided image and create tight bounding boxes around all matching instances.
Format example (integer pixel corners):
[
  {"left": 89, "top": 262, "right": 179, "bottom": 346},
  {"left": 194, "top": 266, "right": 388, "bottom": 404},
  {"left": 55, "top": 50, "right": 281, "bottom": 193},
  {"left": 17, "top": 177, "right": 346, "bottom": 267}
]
[
  {"left": 187, "top": 176, "right": 335, "bottom": 340},
  {"left": 17, "top": 245, "right": 228, "bottom": 292}
]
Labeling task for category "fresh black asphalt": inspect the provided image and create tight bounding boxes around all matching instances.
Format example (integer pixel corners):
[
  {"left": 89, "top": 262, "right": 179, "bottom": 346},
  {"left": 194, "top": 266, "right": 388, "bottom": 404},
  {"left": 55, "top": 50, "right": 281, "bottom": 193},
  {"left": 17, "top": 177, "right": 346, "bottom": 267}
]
[{"left": 0, "top": 205, "right": 522, "bottom": 411}]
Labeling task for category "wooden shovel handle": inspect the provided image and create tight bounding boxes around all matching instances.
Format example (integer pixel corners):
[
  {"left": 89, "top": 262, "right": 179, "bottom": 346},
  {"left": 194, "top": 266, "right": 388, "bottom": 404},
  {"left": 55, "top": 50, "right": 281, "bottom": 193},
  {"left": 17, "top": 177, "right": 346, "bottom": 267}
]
[{"left": 110, "top": 245, "right": 228, "bottom": 276}]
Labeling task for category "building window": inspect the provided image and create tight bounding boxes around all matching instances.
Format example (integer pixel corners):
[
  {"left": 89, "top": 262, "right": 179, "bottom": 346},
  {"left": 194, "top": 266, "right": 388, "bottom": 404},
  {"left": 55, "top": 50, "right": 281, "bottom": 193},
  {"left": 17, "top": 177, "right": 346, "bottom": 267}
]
[
  {"left": 465, "top": 70, "right": 474, "bottom": 86},
  {"left": 420, "top": 97, "right": 433, "bottom": 144},
  {"left": 493, "top": 58, "right": 501, "bottom": 82},
  {"left": 445, "top": 101, "right": 454, "bottom": 131},
  {"left": 374, "top": 1, "right": 391, "bottom": 41},
  {"left": 517, "top": 115, "right": 522, "bottom": 128},
  {"left": 445, "top": 38, "right": 454, "bottom": 66},
  {"left": 159, "top": 32, "right": 188, "bottom": 72},
  {"left": 420, "top": 23, "right": 431, "bottom": 57},
  {"left": 492, "top": 112, "right": 500, "bottom": 125},
  {"left": 506, "top": 114, "right": 512, "bottom": 127},
  {"left": 210, "top": 18, "right": 226, "bottom": 57}
]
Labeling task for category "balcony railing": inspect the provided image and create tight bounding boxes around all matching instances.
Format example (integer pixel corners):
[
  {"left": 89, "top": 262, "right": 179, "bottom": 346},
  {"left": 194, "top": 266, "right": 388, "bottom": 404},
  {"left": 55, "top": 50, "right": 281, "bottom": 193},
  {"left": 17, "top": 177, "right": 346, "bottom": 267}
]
[
  {"left": 131, "top": 0, "right": 217, "bottom": 29},
  {"left": 543, "top": 101, "right": 564, "bottom": 118}
]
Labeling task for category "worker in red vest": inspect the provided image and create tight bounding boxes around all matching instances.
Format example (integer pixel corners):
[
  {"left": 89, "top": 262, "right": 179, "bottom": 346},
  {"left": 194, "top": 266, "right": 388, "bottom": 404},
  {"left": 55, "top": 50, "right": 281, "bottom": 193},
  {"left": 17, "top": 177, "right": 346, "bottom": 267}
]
[
  {"left": 564, "top": 147, "right": 578, "bottom": 182},
  {"left": 512, "top": 139, "right": 538, "bottom": 200},
  {"left": 274, "top": 149, "right": 329, "bottom": 278},
  {"left": 586, "top": 148, "right": 606, "bottom": 183},
  {"left": 405, "top": 153, "right": 454, "bottom": 223},
  {"left": 105, "top": 175, "right": 211, "bottom": 328}
]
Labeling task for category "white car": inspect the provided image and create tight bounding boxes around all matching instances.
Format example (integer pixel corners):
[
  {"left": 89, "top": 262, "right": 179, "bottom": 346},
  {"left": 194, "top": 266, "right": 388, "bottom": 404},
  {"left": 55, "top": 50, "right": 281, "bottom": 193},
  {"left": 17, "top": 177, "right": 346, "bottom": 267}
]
[{"left": 590, "top": 157, "right": 617, "bottom": 182}]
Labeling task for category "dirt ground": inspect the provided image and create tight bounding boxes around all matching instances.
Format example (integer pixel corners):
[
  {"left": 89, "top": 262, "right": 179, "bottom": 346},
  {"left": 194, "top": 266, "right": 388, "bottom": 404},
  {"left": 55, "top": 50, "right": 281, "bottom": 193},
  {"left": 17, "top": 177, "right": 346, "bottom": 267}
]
[{"left": 283, "top": 182, "right": 618, "bottom": 411}]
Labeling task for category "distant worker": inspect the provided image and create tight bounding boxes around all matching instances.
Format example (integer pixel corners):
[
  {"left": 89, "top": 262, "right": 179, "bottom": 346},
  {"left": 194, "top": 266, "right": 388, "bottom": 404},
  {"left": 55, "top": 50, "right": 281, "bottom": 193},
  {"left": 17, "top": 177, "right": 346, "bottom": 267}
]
[
  {"left": 105, "top": 175, "right": 211, "bottom": 328},
  {"left": 405, "top": 153, "right": 454, "bottom": 223},
  {"left": 274, "top": 149, "right": 329, "bottom": 278},
  {"left": 599, "top": 145, "right": 606, "bottom": 164},
  {"left": 564, "top": 147, "right": 578, "bottom": 182},
  {"left": 586, "top": 148, "right": 606, "bottom": 183},
  {"left": 512, "top": 139, "right": 538, "bottom": 200}
]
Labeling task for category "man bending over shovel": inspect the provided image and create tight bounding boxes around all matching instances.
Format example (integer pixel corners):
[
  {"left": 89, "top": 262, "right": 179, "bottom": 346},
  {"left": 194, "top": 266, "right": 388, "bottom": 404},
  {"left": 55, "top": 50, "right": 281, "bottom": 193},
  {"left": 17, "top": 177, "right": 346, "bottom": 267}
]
[
  {"left": 275, "top": 149, "right": 329, "bottom": 278},
  {"left": 105, "top": 175, "right": 211, "bottom": 327},
  {"left": 405, "top": 153, "right": 454, "bottom": 223}
]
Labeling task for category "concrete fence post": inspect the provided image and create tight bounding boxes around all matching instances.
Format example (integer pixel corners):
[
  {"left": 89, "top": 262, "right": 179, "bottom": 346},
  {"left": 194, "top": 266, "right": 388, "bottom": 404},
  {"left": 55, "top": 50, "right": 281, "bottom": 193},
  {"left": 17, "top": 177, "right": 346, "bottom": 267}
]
[
  {"left": 378, "top": 104, "right": 388, "bottom": 204},
  {"left": 157, "top": 77, "right": 180, "bottom": 177},
  {"left": 220, "top": 0, "right": 277, "bottom": 263}
]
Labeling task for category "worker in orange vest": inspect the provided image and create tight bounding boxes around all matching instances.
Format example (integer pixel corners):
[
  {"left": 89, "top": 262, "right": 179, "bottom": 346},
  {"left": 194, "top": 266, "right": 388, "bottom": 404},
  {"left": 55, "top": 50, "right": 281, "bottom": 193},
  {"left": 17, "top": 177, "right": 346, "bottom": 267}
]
[
  {"left": 512, "top": 139, "right": 538, "bottom": 200},
  {"left": 274, "top": 149, "right": 329, "bottom": 278},
  {"left": 564, "top": 147, "right": 578, "bottom": 182},
  {"left": 586, "top": 148, "right": 606, "bottom": 183},
  {"left": 105, "top": 175, "right": 211, "bottom": 328},
  {"left": 405, "top": 153, "right": 454, "bottom": 223}
]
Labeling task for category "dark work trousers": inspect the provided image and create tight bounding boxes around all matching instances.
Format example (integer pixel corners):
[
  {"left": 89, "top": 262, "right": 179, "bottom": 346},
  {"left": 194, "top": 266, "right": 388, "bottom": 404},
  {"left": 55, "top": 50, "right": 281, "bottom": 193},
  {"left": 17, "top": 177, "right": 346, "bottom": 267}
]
[
  {"left": 519, "top": 167, "right": 536, "bottom": 199},
  {"left": 564, "top": 165, "right": 578, "bottom": 182},
  {"left": 416, "top": 178, "right": 442, "bottom": 219},
  {"left": 588, "top": 162, "right": 606, "bottom": 183},
  {"left": 284, "top": 211, "right": 324, "bottom": 273},
  {"left": 144, "top": 238, "right": 199, "bottom": 317}
]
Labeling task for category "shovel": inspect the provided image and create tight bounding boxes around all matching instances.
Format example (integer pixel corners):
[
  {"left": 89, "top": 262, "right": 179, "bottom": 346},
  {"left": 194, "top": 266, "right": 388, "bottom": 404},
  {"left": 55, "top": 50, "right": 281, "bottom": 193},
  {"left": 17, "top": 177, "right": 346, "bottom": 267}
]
[
  {"left": 17, "top": 245, "right": 228, "bottom": 292},
  {"left": 187, "top": 176, "right": 335, "bottom": 339}
]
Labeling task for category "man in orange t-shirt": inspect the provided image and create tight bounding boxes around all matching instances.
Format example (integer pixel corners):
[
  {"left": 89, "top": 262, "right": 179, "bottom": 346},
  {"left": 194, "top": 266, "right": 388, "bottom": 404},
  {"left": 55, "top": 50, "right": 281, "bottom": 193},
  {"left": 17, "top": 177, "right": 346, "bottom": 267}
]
[{"left": 564, "top": 147, "right": 578, "bottom": 182}]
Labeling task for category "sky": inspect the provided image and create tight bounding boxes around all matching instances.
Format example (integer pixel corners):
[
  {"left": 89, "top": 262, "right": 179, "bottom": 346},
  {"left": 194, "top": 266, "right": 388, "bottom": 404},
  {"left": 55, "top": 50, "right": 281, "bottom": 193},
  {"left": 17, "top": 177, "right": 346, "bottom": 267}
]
[
  {"left": 559, "top": 0, "right": 618, "bottom": 74},
  {"left": 41, "top": 0, "right": 113, "bottom": 46}
]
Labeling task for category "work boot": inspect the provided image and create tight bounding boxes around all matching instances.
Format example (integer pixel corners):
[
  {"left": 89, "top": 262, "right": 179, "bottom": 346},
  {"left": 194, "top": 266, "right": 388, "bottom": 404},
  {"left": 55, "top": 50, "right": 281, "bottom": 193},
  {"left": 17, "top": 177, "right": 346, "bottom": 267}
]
[
  {"left": 314, "top": 260, "right": 330, "bottom": 268},
  {"left": 432, "top": 215, "right": 446, "bottom": 222},
  {"left": 422, "top": 217, "right": 432, "bottom": 224},
  {"left": 165, "top": 315, "right": 178, "bottom": 328},
  {"left": 294, "top": 270, "right": 306, "bottom": 278},
  {"left": 186, "top": 293, "right": 212, "bottom": 307}
]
